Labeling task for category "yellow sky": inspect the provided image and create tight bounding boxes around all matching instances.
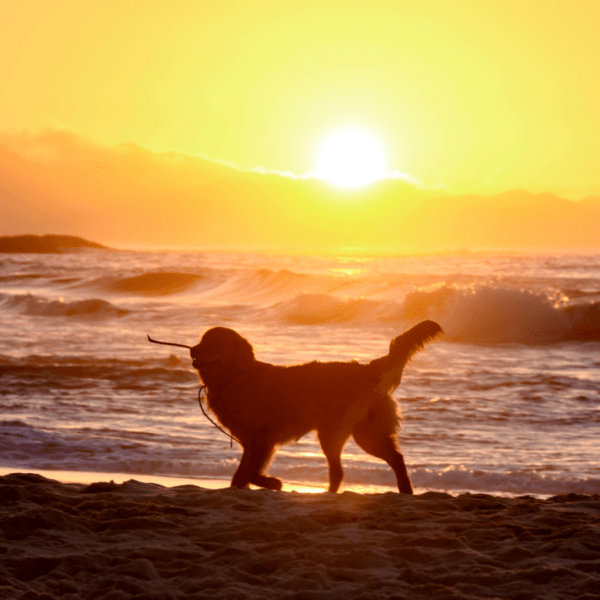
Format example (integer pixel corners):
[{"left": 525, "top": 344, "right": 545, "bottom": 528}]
[{"left": 2, "top": 0, "right": 599, "bottom": 199}]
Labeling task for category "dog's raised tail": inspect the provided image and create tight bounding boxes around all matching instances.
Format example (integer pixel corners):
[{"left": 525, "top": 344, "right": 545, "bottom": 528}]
[
  {"left": 377, "top": 320, "right": 443, "bottom": 393},
  {"left": 390, "top": 320, "right": 443, "bottom": 363}
]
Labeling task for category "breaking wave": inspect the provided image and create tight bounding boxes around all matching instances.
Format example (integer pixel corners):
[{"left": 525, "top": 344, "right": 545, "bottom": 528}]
[
  {"left": 3, "top": 258, "right": 599, "bottom": 343},
  {"left": 102, "top": 271, "right": 205, "bottom": 294},
  {"left": 268, "top": 284, "right": 600, "bottom": 344},
  {"left": 273, "top": 294, "right": 381, "bottom": 325},
  {"left": 0, "top": 293, "right": 129, "bottom": 318},
  {"left": 401, "top": 284, "right": 600, "bottom": 344}
]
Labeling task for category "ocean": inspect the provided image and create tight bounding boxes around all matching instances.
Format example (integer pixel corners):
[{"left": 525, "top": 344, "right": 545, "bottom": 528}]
[{"left": 1, "top": 248, "right": 599, "bottom": 497}]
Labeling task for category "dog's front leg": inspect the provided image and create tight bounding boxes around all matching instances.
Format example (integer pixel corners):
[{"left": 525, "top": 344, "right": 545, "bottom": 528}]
[
  {"left": 231, "top": 447, "right": 253, "bottom": 488},
  {"left": 231, "top": 442, "right": 282, "bottom": 491}
]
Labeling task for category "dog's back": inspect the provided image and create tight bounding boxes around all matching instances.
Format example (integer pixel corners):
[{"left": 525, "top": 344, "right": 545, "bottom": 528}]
[{"left": 242, "top": 359, "right": 380, "bottom": 443}]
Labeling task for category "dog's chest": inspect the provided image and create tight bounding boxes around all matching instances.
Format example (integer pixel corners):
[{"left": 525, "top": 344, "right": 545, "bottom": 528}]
[{"left": 205, "top": 382, "right": 260, "bottom": 430}]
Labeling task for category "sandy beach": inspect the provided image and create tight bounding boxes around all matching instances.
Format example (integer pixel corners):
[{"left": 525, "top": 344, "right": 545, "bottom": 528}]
[{"left": 1, "top": 473, "right": 599, "bottom": 599}]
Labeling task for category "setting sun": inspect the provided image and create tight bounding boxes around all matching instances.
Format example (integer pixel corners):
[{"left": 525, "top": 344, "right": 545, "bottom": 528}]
[{"left": 317, "top": 130, "right": 386, "bottom": 188}]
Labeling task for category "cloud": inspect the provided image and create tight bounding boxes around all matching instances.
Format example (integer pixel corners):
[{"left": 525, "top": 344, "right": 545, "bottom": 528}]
[
  {"left": 2, "top": 129, "right": 599, "bottom": 253},
  {"left": 1, "top": 128, "right": 432, "bottom": 186},
  {"left": 0, "top": 129, "right": 115, "bottom": 165}
]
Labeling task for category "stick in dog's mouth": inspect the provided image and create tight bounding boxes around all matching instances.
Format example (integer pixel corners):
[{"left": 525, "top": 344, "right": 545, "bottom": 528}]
[
  {"left": 147, "top": 335, "right": 218, "bottom": 367},
  {"left": 147, "top": 335, "right": 193, "bottom": 350}
]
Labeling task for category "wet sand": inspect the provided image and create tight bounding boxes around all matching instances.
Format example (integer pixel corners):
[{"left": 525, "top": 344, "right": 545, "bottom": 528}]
[{"left": 1, "top": 472, "right": 599, "bottom": 599}]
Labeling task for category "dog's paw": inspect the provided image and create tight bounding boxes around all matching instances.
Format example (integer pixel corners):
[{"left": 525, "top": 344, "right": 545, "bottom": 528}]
[{"left": 253, "top": 475, "right": 283, "bottom": 491}]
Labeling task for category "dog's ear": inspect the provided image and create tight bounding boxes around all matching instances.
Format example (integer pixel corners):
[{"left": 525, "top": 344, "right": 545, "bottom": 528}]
[{"left": 234, "top": 332, "right": 255, "bottom": 364}]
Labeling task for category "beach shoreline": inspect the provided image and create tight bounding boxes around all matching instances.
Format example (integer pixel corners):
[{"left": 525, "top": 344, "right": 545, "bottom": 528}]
[
  {"left": 1, "top": 471, "right": 599, "bottom": 599},
  {"left": 0, "top": 467, "right": 335, "bottom": 495}
]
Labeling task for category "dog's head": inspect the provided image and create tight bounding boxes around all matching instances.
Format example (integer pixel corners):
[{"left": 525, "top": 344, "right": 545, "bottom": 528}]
[{"left": 190, "top": 327, "right": 255, "bottom": 382}]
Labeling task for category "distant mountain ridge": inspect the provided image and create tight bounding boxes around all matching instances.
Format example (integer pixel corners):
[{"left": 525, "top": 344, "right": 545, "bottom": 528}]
[
  {"left": 1, "top": 137, "right": 599, "bottom": 252},
  {"left": 0, "top": 234, "right": 109, "bottom": 253}
]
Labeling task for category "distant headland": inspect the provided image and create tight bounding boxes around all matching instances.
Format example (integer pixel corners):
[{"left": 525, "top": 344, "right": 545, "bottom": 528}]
[{"left": 0, "top": 234, "right": 110, "bottom": 253}]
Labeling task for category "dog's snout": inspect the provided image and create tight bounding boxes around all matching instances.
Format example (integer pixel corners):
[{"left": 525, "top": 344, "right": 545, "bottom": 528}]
[
  {"left": 190, "top": 346, "right": 221, "bottom": 369},
  {"left": 190, "top": 346, "right": 203, "bottom": 364}
]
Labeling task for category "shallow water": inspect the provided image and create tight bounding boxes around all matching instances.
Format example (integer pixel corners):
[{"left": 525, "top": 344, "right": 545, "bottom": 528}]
[{"left": 1, "top": 248, "right": 599, "bottom": 496}]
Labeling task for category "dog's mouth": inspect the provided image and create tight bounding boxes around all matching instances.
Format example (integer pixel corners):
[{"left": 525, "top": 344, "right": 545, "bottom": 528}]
[{"left": 191, "top": 357, "right": 221, "bottom": 369}]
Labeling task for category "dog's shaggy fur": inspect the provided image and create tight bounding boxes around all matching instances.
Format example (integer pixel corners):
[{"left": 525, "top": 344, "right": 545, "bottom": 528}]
[{"left": 191, "top": 320, "right": 442, "bottom": 493}]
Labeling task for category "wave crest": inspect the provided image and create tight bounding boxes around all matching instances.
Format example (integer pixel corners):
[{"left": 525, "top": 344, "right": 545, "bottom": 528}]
[
  {"left": 1, "top": 293, "right": 128, "bottom": 318},
  {"left": 106, "top": 272, "right": 204, "bottom": 294},
  {"left": 265, "top": 284, "right": 600, "bottom": 344},
  {"left": 274, "top": 293, "right": 379, "bottom": 324},
  {"left": 402, "top": 284, "right": 600, "bottom": 344}
]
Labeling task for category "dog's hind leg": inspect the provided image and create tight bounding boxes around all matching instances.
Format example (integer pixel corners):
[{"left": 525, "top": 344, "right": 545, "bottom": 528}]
[
  {"left": 318, "top": 428, "right": 351, "bottom": 493},
  {"left": 231, "top": 441, "right": 282, "bottom": 491},
  {"left": 352, "top": 406, "right": 414, "bottom": 495}
]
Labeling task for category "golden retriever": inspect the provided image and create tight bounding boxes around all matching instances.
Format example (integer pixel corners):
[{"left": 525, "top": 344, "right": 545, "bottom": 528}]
[{"left": 188, "top": 320, "right": 442, "bottom": 493}]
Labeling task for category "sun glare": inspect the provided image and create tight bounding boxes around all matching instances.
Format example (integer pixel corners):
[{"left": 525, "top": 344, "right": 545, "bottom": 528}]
[{"left": 317, "top": 130, "right": 386, "bottom": 188}]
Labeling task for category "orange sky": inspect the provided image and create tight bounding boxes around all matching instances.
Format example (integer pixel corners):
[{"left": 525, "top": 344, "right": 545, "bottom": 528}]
[
  {"left": 2, "top": 131, "right": 599, "bottom": 252},
  {"left": 2, "top": 0, "right": 600, "bottom": 199}
]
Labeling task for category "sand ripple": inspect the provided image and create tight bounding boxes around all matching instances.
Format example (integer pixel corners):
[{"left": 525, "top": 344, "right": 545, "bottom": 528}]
[{"left": 1, "top": 473, "right": 599, "bottom": 599}]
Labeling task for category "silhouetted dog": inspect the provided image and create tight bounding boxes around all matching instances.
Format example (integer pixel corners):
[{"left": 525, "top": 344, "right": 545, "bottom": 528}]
[{"left": 191, "top": 321, "right": 442, "bottom": 493}]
